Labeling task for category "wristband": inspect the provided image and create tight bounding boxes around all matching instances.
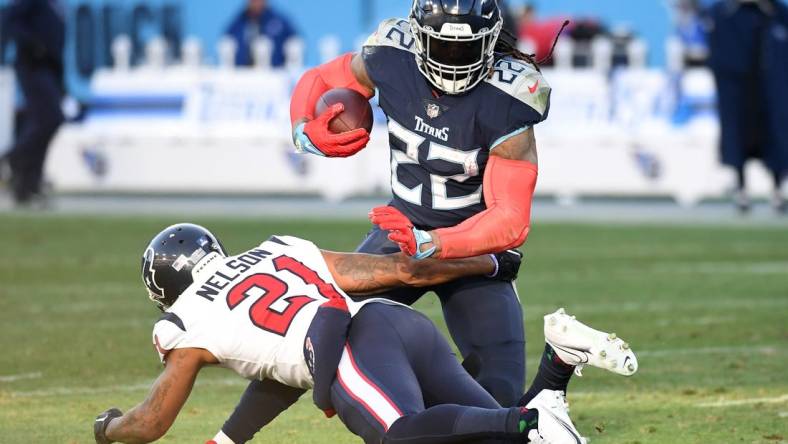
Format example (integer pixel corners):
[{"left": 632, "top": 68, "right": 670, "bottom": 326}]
[
  {"left": 293, "top": 122, "right": 325, "bottom": 157},
  {"left": 94, "top": 408, "right": 122, "bottom": 444},
  {"left": 486, "top": 254, "right": 500, "bottom": 278},
  {"left": 412, "top": 229, "right": 437, "bottom": 260},
  {"left": 209, "top": 430, "right": 236, "bottom": 444}
]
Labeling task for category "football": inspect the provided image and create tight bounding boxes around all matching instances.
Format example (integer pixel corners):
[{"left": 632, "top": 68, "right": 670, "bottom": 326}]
[{"left": 314, "top": 88, "right": 373, "bottom": 134}]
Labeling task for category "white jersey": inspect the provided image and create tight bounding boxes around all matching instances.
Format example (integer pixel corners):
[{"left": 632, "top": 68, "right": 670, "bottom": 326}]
[{"left": 151, "top": 235, "right": 402, "bottom": 389}]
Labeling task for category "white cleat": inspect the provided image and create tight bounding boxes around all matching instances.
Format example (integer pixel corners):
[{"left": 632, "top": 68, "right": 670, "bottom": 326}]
[
  {"left": 544, "top": 308, "right": 638, "bottom": 377},
  {"left": 525, "top": 389, "right": 587, "bottom": 444}
]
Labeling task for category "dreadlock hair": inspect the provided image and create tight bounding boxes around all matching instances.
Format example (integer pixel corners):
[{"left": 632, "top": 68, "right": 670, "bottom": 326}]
[{"left": 493, "top": 20, "right": 571, "bottom": 72}]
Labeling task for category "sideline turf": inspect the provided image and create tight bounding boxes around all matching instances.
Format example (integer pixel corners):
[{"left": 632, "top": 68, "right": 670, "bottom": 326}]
[{"left": 0, "top": 215, "right": 786, "bottom": 443}]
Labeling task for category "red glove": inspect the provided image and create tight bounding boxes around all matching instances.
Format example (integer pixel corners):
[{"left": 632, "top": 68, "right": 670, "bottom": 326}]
[
  {"left": 369, "top": 206, "right": 418, "bottom": 256},
  {"left": 299, "top": 103, "right": 370, "bottom": 158}
]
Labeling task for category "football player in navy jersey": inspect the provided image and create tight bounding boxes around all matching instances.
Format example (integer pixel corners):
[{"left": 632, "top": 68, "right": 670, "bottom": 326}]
[
  {"left": 290, "top": 0, "right": 548, "bottom": 407},
  {"left": 213, "top": 1, "right": 636, "bottom": 442}
]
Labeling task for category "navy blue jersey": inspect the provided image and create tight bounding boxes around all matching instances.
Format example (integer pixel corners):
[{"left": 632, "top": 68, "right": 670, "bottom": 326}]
[{"left": 362, "top": 19, "right": 551, "bottom": 230}]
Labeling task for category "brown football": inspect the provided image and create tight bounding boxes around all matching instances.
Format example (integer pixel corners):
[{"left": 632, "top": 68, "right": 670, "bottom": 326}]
[{"left": 314, "top": 88, "right": 373, "bottom": 134}]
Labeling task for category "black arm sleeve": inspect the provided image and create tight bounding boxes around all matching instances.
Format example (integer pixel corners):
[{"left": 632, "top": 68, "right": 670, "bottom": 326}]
[{"left": 221, "top": 379, "right": 305, "bottom": 444}]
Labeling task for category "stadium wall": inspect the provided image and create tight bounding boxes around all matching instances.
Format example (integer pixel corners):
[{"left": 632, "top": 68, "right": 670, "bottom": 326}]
[
  {"left": 0, "top": 0, "right": 685, "bottom": 100},
  {"left": 41, "top": 64, "right": 777, "bottom": 204}
]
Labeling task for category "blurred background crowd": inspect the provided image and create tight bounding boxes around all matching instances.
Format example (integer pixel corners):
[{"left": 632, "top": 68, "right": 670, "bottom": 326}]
[{"left": 0, "top": 0, "right": 786, "bottom": 215}]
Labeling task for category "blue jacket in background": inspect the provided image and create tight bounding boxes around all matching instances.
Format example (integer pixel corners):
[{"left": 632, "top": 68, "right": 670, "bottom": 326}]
[
  {"left": 705, "top": 0, "right": 788, "bottom": 174},
  {"left": 225, "top": 6, "right": 297, "bottom": 67},
  {"left": 2, "top": 0, "right": 65, "bottom": 68}
]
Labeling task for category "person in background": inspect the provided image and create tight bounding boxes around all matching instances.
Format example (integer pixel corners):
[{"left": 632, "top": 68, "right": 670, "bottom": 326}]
[
  {"left": 225, "top": 0, "right": 297, "bottom": 68},
  {"left": 705, "top": 0, "right": 788, "bottom": 214},
  {"left": 517, "top": 3, "right": 573, "bottom": 65},
  {"left": 673, "top": 0, "right": 710, "bottom": 66},
  {"left": 0, "top": 0, "right": 65, "bottom": 207}
]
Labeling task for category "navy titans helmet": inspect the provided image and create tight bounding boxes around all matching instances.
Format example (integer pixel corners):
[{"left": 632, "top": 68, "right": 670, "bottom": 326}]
[
  {"left": 410, "top": 0, "right": 503, "bottom": 95},
  {"left": 141, "top": 223, "right": 226, "bottom": 311}
]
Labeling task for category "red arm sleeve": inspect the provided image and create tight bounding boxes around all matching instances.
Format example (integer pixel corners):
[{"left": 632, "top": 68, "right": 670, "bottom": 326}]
[
  {"left": 290, "top": 53, "right": 374, "bottom": 125},
  {"left": 434, "top": 156, "right": 537, "bottom": 259}
]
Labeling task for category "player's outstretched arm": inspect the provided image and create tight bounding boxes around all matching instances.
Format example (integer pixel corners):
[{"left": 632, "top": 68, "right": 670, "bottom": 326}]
[
  {"left": 290, "top": 53, "right": 376, "bottom": 158},
  {"left": 95, "top": 348, "right": 214, "bottom": 444},
  {"left": 321, "top": 250, "right": 520, "bottom": 296},
  {"left": 370, "top": 129, "right": 538, "bottom": 260}
]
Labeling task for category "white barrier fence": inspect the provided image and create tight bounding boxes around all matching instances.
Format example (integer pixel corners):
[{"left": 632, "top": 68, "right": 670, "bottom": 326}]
[{"left": 40, "top": 34, "right": 776, "bottom": 204}]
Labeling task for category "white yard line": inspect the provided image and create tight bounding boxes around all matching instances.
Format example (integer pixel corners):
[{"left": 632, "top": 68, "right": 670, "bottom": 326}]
[
  {"left": 521, "top": 296, "right": 788, "bottom": 319},
  {"left": 637, "top": 345, "right": 783, "bottom": 357},
  {"left": 653, "top": 262, "right": 788, "bottom": 275},
  {"left": 4, "top": 377, "right": 246, "bottom": 398},
  {"left": 0, "top": 372, "right": 42, "bottom": 383},
  {"left": 2, "top": 345, "right": 784, "bottom": 398},
  {"left": 696, "top": 394, "right": 788, "bottom": 408}
]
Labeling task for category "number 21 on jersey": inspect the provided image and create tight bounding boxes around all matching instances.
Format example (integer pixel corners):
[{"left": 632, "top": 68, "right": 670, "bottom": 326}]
[{"left": 226, "top": 255, "right": 343, "bottom": 336}]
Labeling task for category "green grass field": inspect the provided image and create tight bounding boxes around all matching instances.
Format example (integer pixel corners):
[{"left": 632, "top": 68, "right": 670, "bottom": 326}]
[{"left": 0, "top": 214, "right": 786, "bottom": 443}]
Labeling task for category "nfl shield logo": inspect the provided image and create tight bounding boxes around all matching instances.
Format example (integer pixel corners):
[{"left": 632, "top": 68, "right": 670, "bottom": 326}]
[{"left": 426, "top": 103, "right": 441, "bottom": 119}]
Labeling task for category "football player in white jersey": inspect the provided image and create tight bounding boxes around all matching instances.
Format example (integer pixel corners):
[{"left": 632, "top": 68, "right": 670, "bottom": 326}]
[{"left": 94, "top": 224, "right": 637, "bottom": 444}]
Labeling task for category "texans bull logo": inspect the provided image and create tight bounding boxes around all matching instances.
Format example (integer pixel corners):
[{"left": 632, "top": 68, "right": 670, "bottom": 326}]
[{"left": 143, "top": 247, "right": 166, "bottom": 302}]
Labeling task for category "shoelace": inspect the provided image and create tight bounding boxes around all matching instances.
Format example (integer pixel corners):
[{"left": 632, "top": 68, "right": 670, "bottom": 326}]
[
  {"left": 557, "top": 392, "right": 590, "bottom": 444},
  {"left": 557, "top": 391, "right": 571, "bottom": 413}
]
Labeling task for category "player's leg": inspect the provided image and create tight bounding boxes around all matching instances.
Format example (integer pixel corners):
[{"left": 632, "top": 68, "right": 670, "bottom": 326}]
[
  {"left": 354, "top": 226, "right": 426, "bottom": 306},
  {"left": 385, "top": 306, "right": 564, "bottom": 444},
  {"left": 520, "top": 308, "right": 639, "bottom": 406},
  {"left": 6, "top": 64, "right": 63, "bottom": 202},
  {"left": 412, "top": 310, "right": 501, "bottom": 410},
  {"left": 772, "top": 169, "right": 786, "bottom": 213},
  {"left": 399, "top": 307, "right": 529, "bottom": 444},
  {"left": 329, "top": 305, "right": 424, "bottom": 443},
  {"left": 436, "top": 278, "right": 526, "bottom": 407},
  {"left": 518, "top": 344, "right": 576, "bottom": 407},
  {"left": 331, "top": 304, "right": 534, "bottom": 444}
]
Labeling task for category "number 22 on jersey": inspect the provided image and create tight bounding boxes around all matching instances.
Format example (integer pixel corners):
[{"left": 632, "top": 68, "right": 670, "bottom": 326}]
[{"left": 388, "top": 119, "right": 482, "bottom": 211}]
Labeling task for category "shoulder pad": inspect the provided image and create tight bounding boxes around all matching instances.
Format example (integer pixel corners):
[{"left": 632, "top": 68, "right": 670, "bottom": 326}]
[
  {"left": 363, "top": 18, "right": 417, "bottom": 55},
  {"left": 260, "top": 235, "right": 317, "bottom": 251},
  {"left": 152, "top": 312, "right": 187, "bottom": 363},
  {"left": 486, "top": 56, "right": 551, "bottom": 117}
]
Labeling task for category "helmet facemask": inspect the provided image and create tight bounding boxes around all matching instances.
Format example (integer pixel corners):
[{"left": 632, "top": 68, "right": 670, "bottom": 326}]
[{"left": 410, "top": 17, "right": 502, "bottom": 95}]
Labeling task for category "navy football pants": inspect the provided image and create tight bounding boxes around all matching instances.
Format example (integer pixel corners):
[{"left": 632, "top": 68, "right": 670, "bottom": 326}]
[
  {"left": 331, "top": 303, "right": 522, "bottom": 444},
  {"left": 356, "top": 227, "right": 526, "bottom": 408}
]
